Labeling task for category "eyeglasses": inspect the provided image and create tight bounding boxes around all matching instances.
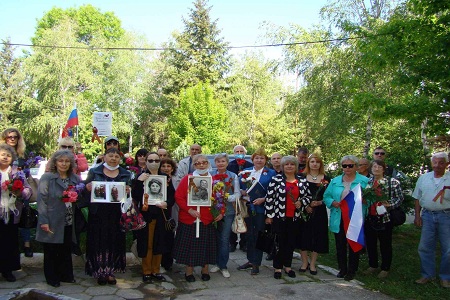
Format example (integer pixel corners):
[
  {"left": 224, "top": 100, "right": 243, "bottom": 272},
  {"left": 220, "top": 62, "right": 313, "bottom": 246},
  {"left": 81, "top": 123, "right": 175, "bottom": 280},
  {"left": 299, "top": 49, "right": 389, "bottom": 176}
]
[
  {"left": 194, "top": 161, "right": 208, "bottom": 166},
  {"left": 147, "top": 159, "right": 160, "bottom": 163},
  {"left": 6, "top": 135, "right": 18, "bottom": 140},
  {"left": 106, "top": 140, "right": 119, "bottom": 146},
  {"left": 374, "top": 152, "right": 385, "bottom": 156},
  {"left": 342, "top": 164, "right": 355, "bottom": 168},
  {"left": 60, "top": 145, "right": 74, "bottom": 149}
]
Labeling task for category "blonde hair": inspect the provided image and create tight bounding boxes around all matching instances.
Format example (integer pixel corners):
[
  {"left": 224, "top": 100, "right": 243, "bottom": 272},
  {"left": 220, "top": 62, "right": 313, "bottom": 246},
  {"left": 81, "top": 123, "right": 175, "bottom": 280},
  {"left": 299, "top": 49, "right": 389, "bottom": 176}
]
[{"left": 1, "top": 128, "right": 26, "bottom": 158}]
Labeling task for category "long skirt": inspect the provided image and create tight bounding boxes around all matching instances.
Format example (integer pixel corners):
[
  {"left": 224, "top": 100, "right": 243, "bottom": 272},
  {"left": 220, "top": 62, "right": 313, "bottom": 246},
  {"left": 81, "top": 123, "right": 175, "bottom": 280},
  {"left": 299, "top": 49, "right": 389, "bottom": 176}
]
[{"left": 173, "top": 222, "right": 217, "bottom": 267}]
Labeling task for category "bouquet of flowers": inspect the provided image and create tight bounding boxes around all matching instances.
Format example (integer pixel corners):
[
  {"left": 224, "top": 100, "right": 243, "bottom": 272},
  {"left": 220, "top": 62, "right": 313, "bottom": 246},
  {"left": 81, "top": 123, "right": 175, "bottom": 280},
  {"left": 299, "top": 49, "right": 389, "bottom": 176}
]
[
  {"left": 1, "top": 173, "right": 25, "bottom": 223},
  {"left": 236, "top": 158, "right": 246, "bottom": 171},
  {"left": 61, "top": 183, "right": 85, "bottom": 203},
  {"left": 238, "top": 170, "right": 255, "bottom": 189},
  {"left": 362, "top": 179, "right": 389, "bottom": 206},
  {"left": 210, "top": 174, "right": 231, "bottom": 227},
  {"left": 122, "top": 154, "right": 139, "bottom": 179}
]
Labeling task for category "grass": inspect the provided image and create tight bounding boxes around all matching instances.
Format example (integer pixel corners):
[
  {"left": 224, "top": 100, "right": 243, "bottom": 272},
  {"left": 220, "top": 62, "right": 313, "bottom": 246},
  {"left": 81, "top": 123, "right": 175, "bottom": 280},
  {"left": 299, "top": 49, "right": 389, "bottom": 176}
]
[{"left": 316, "top": 224, "right": 450, "bottom": 300}]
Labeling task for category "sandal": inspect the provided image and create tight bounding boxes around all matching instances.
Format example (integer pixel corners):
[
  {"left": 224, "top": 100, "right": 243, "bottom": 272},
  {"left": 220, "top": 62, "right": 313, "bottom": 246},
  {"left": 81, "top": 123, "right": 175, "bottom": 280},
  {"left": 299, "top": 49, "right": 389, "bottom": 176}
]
[{"left": 201, "top": 273, "right": 211, "bottom": 281}]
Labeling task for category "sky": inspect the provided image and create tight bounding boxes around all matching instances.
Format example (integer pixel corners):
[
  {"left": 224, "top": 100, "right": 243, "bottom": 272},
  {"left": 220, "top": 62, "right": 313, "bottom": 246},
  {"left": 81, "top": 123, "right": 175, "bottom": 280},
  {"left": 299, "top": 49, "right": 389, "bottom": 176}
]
[{"left": 0, "top": 0, "right": 329, "bottom": 56}]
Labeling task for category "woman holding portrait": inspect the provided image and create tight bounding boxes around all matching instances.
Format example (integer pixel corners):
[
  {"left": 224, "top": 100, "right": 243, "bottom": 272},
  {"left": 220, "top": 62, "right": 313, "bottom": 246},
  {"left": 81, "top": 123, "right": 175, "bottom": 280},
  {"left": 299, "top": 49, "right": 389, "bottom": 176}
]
[
  {"left": 298, "top": 153, "right": 330, "bottom": 275},
  {"left": 132, "top": 152, "right": 175, "bottom": 283},
  {"left": 265, "top": 155, "right": 307, "bottom": 279},
  {"left": 36, "top": 150, "right": 82, "bottom": 287},
  {"left": 0, "top": 144, "right": 32, "bottom": 282},
  {"left": 363, "top": 159, "right": 403, "bottom": 279},
  {"left": 237, "top": 148, "right": 276, "bottom": 276},
  {"left": 82, "top": 147, "right": 131, "bottom": 285},
  {"left": 323, "top": 155, "right": 369, "bottom": 281},
  {"left": 173, "top": 154, "right": 219, "bottom": 282}
]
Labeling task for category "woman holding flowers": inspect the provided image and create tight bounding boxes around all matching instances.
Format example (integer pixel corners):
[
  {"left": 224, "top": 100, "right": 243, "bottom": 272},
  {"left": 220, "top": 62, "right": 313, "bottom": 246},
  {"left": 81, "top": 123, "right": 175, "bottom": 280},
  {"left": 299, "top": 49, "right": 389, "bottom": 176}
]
[
  {"left": 209, "top": 153, "right": 240, "bottom": 278},
  {"left": 0, "top": 144, "right": 32, "bottom": 282},
  {"left": 132, "top": 152, "right": 175, "bottom": 283},
  {"left": 298, "top": 153, "right": 330, "bottom": 275},
  {"left": 323, "top": 155, "right": 369, "bottom": 281},
  {"left": 363, "top": 159, "right": 403, "bottom": 279},
  {"left": 82, "top": 147, "right": 131, "bottom": 285},
  {"left": 265, "top": 155, "right": 308, "bottom": 279},
  {"left": 237, "top": 148, "right": 276, "bottom": 275},
  {"left": 173, "top": 154, "right": 218, "bottom": 282},
  {"left": 36, "top": 150, "right": 83, "bottom": 287}
]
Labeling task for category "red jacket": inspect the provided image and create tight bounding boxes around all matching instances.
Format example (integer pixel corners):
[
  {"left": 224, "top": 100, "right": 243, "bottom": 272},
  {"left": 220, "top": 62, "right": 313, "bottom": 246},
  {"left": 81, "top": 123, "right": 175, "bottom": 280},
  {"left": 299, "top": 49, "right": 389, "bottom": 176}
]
[{"left": 175, "top": 174, "right": 213, "bottom": 225}]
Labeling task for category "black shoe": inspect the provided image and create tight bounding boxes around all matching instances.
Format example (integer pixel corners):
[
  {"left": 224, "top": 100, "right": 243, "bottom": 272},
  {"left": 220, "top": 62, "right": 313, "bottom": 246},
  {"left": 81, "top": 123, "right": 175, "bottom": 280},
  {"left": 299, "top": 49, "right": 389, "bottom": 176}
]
[
  {"left": 72, "top": 245, "right": 82, "bottom": 256},
  {"left": 266, "top": 253, "right": 274, "bottom": 260},
  {"left": 285, "top": 269, "right": 296, "bottom": 278},
  {"left": 201, "top": 273, "right": 210, "bottom": 281},
  {"left": 337, "top": 270, "right": 347, "bottom": 278},
  {"left": 237, "top": 262, "right": 253, "bottom": 270},
  {"left": 143, "top": 274, "right": 152, "bottom": 283},
  {"left": 2, "top": 272, "right": 16, "bottom": 282},
  {"left": 230, "top": 244, "right": 237, "bottom": 253},
  {"left": 151, "top": 273, "right": 166, "bottom": 282},
  {"left": 274, "top": 271, "right": 282, "bottom": 279},
  {"left": 61, "top": 278, "right": 76, "bottom": 283},
  {"left": 47, "top": 281, "right": 60, "bottom": 287},
  {"left": 309, "top": 269, "right": 318, "bottom": 275},
  {"left": 107, "top": 276, "right": 117, "bottom": 285},
  {"left": 97, "top": 276, "right": 107, "bottom": 285},
  {"left": 185, "top": 274, "right": 195, "bottom": 282},
  {"left": 24, "top": 247, "right": 33, "bottom": 258},
  {"left": 299, "top": 264, "right": 309, "bottom": 272},
  {"left": 251, "top": 266, "right": 260, "bottom": 275},
  {"left": 344, "top": 273, "right": 355, "bottom": 281}
]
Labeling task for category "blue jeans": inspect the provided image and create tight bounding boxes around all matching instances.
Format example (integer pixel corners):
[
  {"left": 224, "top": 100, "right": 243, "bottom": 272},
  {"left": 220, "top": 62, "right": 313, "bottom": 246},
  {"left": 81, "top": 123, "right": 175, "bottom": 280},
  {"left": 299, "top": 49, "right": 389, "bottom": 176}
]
[
  {"left": 418, "top": 209, "right": 450, "bottom": 280},
  {"left": 217, "top": 214, "right": 235, "bottom": 269},
  {"left": 245, "top": 212, "right": 265, "bottom": 266}
]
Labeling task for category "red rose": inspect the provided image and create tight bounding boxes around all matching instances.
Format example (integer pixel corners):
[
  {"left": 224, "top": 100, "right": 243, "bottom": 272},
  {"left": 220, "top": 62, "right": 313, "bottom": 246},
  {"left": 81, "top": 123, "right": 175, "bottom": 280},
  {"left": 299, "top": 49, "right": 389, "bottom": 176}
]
[{"left": 12, "top": 179, "right": 24, "bottom": 192}]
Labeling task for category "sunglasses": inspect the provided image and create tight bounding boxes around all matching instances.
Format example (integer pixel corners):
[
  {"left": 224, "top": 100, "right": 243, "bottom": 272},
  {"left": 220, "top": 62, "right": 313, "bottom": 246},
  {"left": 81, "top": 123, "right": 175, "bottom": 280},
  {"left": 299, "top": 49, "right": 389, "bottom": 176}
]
[
  {"left": 342, "top": 164, "right": 355, "bottom": 168},
  {"left": 194, "top": 161, "right": 208, "bottom": 166},
  {"left": 374, "top": 152, "right": 385, "bottom": 156},
  {"left": 147, "top": 159, "right": 160, "bottom": 163},
  {"left": 106, "top": 140, "right": 119, "bottom": 146},
  {"left": 6, "top": 135, "right": 18, "bottom": 140},
  {"left": 60, "top": 145, "right": 74, "bottom": 149}
]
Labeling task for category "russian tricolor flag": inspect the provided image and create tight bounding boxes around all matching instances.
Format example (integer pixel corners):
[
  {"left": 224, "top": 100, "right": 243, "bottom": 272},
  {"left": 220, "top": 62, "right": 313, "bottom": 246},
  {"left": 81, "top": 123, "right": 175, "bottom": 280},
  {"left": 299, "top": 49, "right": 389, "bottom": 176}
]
[
  {"left": 340, "top": 184, "right": 365, "bottom": 252},
  {"left": 61, "top": 108, "right": 78, "bottom": 138}
]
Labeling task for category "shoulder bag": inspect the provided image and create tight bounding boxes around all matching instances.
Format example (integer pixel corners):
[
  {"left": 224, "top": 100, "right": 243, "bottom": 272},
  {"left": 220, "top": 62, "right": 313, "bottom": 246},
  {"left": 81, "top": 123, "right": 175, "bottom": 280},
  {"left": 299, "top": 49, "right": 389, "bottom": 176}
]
[{"left": 232, "top": 197, "right": 247, "bottom": 234}]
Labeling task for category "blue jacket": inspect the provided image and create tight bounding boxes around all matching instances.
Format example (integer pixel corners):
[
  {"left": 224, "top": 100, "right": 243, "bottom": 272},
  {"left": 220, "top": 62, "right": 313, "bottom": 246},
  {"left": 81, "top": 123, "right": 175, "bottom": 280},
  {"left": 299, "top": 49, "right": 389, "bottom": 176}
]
[
  {"left": 240, "top": 167, "right": 276, "bottom": 214},
  {"left": 323, "top": 173, "right": 369, "bottom": 233}
]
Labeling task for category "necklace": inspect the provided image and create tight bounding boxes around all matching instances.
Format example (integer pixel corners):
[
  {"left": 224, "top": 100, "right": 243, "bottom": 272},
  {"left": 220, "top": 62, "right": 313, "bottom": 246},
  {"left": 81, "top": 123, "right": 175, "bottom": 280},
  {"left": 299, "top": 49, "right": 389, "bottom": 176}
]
[{"left": 309, "top": 173, "right": 319, "bottom": 180}]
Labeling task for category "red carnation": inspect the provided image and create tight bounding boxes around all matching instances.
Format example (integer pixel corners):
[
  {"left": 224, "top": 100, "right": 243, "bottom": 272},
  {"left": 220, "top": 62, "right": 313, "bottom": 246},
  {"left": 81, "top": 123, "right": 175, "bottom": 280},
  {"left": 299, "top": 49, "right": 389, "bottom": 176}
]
[{"left": 11, "top": 179, "right": 24, "bottom": 192}]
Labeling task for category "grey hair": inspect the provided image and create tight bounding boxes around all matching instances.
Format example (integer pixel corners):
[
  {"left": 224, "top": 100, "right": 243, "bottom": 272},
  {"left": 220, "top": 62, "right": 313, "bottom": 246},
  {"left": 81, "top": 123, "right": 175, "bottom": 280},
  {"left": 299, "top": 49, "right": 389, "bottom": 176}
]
[
  {"left": 214, "top": 153, "right": 229, "bottom": 163},
  {"left": 233, "top": 145, "right": 247, "bottom": 154},
  {"left": 432, "top": 152, "right": 449, "bottom": 163},
  {"left": 281, "top": 155, "right": 299, "bottom": 172},
  {"left": 192, "top": 154, "right": 210, "bottom": 169},
  {"left": 340, "top": 155, "right": 359, "bottom": 166},
  {"left": 47, "top": 150, "right": 75, "bottom": 174}
]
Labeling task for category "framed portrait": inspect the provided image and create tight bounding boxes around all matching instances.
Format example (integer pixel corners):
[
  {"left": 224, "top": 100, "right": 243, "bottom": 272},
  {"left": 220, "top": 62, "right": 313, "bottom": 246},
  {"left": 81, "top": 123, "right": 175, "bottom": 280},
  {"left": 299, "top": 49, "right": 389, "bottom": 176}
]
[
  {"left": 187, "top": 175, "right": 212, "bottom": 207},
  {"left": 91, "top": 181, "right": 126, "bottom": 203},
  {"left": 143, "top": 175, "right": 167, "bottom": 205}
]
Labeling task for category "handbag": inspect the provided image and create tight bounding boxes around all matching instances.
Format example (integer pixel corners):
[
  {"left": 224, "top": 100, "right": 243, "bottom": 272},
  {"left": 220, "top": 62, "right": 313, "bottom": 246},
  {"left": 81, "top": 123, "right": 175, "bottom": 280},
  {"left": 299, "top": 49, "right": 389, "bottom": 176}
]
[
  {"left": 366, "top": 214, "right": 385, "bottom": 231},
  {"left": 256, "top": 225, "right": 278, "bottom": 255},
  {"left": 19, "top": 204, "right": 38, "bottom": 229},
  {"left": 120, "top": 191, "right": 146, "bottom": 232},
  {"left": 232, "top": 197, "right": 247, "bottom": 234},
  {"left": 26, "top": 176, "right": 39, "bottom": 203},
  {"left": 161, "top": 208, "right": 176, "bottom": 232},
  {"left": 389, "top": 206, "right": 406, "bottom": 226}
]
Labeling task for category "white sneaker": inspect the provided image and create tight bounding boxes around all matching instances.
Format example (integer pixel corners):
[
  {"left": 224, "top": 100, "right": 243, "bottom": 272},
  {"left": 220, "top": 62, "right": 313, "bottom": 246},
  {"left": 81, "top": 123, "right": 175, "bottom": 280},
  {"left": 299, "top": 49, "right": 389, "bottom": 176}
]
[
  {"left": 210, "top": 265, "right": 220, "bottom": 273},
  {"left": 292, "top": 251, "right": 301, "bottom": 259},
  {"left": 221, "top": 269, "right": 231, "bottom": 278}
]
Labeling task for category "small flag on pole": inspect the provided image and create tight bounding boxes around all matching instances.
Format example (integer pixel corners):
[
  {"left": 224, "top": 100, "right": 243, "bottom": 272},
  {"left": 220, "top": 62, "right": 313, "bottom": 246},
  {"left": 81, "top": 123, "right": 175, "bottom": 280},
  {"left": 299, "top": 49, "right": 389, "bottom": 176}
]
[
  {"left": 340, "top": 183, "right": 365, "bottom": 252},
  {"left": 61, "top": 108, "right": 78, "bottom": 138}
]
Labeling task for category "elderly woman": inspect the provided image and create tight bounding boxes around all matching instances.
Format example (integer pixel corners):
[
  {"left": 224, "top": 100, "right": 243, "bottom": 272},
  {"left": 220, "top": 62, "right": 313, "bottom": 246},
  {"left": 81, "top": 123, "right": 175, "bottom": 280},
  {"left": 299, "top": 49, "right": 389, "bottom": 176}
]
[
  {"left": 237, "top": 148, "right": 276, "bottom": 275},
  {"left": 1, "top": 128, "right": 35, "bottom": 258},
  {"left": 364, "top": 159, "right": 403, "bottom": 279},
  {"left": 298, "top": 153, "right": 330, "bottom": 275},
  {"left": 209, "top": 153, "right": 240, "bottom": 278},
  {"left": 265, "top": 155, "right": 307, "bottom": 279},
  {"left": 0, "top": 144, "right": 32, "bottom": 282},
  {"left": 36, "top": 150, "right": 82, "bottom": 287},
  {"left": 173, "top": 154, "right": 219, "bottom": 282},
  {"left": 132, "top": 152, "right": 175, "bottom": 283},
  {"left": 324, "top": 155, "right": 369, "bottom": 281},
  {"left": 82, "top": 147, "right": 131, "bottom": 285}
]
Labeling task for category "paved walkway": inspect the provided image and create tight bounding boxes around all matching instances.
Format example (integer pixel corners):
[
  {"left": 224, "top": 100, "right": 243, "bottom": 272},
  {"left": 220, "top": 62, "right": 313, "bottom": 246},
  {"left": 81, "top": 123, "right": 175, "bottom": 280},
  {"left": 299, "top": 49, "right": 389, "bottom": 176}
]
[{"left": 0, "top": 250, "right": 392, "bottom": 300}]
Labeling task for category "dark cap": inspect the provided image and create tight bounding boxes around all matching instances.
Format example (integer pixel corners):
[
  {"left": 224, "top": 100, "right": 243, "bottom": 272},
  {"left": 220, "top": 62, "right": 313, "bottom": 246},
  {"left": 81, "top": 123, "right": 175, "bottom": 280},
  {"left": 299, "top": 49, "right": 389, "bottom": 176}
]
[{"left": 105, "top": 136, "right": 119, "bottom": 143}]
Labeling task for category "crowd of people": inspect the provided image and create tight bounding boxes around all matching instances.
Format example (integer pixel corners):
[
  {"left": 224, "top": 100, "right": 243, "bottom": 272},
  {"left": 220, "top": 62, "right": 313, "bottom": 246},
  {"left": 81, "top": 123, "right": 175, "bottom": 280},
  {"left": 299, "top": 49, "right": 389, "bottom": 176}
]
[{"left": 0, "top": 131, "right": 449, "bottom": 289}]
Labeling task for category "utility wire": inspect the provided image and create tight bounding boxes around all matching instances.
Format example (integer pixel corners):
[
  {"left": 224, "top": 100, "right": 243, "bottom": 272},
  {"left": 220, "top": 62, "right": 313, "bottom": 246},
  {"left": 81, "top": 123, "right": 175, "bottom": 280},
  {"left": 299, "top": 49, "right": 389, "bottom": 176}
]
[{"left": 1, "top": 32, "right": 393, "bottom": 51}]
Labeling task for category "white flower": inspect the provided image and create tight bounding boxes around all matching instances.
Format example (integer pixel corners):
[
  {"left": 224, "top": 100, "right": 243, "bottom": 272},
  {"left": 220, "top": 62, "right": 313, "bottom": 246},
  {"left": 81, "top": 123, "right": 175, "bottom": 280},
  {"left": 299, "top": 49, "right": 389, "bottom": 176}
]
[{"left": 379, "top": 179, "right": 386, "bottom": 185}]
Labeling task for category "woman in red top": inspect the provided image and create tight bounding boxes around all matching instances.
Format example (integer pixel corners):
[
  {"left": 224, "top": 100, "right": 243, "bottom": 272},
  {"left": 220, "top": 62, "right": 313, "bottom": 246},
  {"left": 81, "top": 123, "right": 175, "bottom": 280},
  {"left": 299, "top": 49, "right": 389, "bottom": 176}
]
[
  {"left": 173, "top": 154, "right": 221, "bottom": 282},
  {"left": 265, "top": 155, "right": 310, "bottom": 279}
]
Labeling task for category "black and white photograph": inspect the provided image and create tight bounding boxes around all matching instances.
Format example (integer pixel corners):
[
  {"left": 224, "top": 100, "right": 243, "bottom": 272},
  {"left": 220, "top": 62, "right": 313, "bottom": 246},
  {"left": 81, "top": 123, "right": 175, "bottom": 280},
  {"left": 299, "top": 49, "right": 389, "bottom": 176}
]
[
  {"left": 91, "top": 181, "right": 126, "bottom": 203},
  {"left": 143, "top": 175, "right": 167, "bottom": 205},
  {"left": 187, "top": 175, "right": 211, "bottom": 207}
]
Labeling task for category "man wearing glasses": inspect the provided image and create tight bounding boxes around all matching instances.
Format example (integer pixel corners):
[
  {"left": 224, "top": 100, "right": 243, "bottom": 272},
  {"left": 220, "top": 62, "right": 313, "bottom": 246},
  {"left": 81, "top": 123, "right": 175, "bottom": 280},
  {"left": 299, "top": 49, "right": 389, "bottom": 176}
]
[
  {"left": 173, "top": 144, "right": 202, "bottom": 189},
  {"left": 372, "top": 147, "right": 398, "bottom": 178}
]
